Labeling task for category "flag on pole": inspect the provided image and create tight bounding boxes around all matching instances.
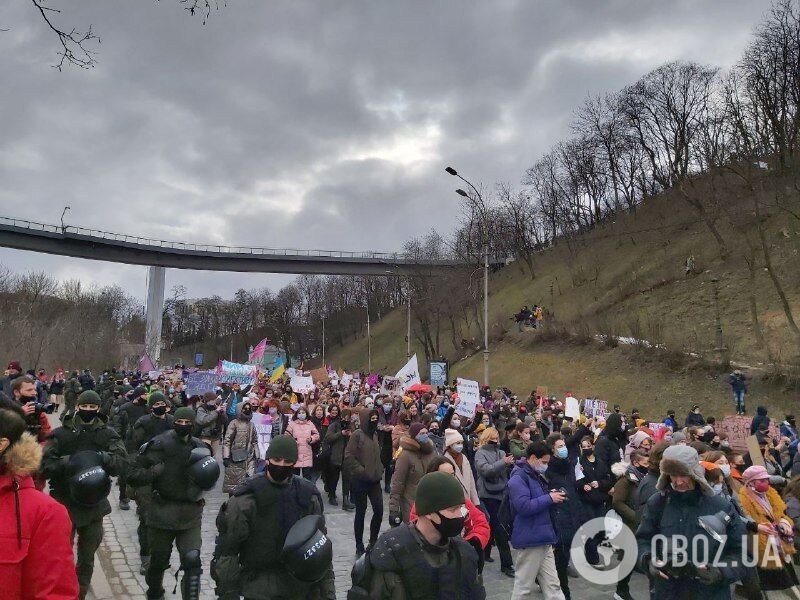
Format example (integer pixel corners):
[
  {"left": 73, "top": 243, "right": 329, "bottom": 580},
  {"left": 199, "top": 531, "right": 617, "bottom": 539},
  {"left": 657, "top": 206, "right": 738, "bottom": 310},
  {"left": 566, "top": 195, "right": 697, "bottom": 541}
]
[
  {"left": 139, "top": 354, "right": 156, "bottom": 373},
  {"left": 269, "top": 357, "right": 285, "bottom": 382},
  {"left": 248, "top": 338, "right": 269, "bottom": 363}
]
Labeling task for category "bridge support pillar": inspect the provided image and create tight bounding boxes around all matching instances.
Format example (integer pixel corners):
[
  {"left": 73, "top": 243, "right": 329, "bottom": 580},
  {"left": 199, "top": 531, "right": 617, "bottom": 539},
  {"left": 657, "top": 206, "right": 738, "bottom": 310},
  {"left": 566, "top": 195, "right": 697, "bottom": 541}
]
[{"left": 145, "top": 266, "right": 165, "bottom": 366}]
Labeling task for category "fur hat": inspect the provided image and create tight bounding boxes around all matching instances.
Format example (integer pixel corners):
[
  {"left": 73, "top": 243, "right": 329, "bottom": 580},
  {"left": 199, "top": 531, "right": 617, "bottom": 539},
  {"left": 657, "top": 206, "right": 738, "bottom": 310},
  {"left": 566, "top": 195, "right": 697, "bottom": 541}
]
[
  {"left": 444, "top": 428, "right": 463, "bottom": 449},
  {"left": 656, "top": 445, "right": 713, "bottom": 496}
]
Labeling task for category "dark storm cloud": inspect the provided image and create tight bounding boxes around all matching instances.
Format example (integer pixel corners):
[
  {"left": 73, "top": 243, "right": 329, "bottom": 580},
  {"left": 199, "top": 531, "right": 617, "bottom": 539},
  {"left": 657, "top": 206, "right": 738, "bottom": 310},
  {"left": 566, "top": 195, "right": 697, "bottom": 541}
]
[{"left": 0, "top": 0, "right": 767, "bottom": 299}]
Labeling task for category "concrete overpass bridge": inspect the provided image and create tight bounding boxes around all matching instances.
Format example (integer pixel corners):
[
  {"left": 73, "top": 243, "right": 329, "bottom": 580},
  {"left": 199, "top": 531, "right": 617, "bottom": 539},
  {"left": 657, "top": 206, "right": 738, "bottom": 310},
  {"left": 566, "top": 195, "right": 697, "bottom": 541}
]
[{"left": 0, "top": 216, "right": 486, "bottom": 363}]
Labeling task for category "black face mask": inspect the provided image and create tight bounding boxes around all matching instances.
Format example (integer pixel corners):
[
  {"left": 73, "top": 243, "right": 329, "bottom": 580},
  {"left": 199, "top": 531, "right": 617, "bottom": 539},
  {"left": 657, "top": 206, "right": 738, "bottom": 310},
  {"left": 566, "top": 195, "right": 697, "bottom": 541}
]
[
  {"left": 174, "top": 423, "right": 193, "bottom": 438},
  {"left": 636, "top": 464, "right": 649, "bottom": 475},
  {"left": 582, "top": 448, "right": 594, "bottom": 457},
  {"left": 432, "top": 512, "right": 465, "bottom": 538},
  {"left": 267, "top": 462, "right": 293, "bottom": 482},
  {"left": 152, "top": 405, "right": 167, "bottom": 416},
  {"left": 367, "top": 419, "right": 378, "bottom": 434},
  {"left": 20, "top": 394, "right": 37, "bottom": 404},
  {"left": 78, "top": 409, "right": 98, "bottom": 422},
  {"left": 205, "top": 402, "right": 217, "bottom": 410}
]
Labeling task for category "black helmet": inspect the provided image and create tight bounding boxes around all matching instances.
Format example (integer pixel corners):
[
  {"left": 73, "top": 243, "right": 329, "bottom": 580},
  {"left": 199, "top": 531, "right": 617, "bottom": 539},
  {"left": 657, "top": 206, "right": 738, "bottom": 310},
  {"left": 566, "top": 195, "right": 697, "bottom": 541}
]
[
  {"left": 280, "top": 515, "right": 332, "bottom": 583},
  {"left": 69, "top": 459, "right": 111, "bottom": 507},
  {"left": 187, "top": 446, "right": 219, "bottom": 491}
]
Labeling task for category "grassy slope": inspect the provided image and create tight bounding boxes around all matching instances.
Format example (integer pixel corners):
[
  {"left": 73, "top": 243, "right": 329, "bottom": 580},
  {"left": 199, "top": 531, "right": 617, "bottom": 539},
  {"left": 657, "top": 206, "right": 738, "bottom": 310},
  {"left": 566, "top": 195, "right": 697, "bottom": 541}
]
[{"left": 322, "top": 182, "right": 800, "bottom": 419}]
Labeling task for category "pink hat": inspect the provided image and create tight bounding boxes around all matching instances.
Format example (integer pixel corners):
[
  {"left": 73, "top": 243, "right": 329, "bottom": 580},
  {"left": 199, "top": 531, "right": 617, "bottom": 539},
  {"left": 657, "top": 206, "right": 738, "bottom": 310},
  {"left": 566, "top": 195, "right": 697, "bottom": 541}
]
[{"left": 741, "top": 465, "right": 770, "bottom": 486}]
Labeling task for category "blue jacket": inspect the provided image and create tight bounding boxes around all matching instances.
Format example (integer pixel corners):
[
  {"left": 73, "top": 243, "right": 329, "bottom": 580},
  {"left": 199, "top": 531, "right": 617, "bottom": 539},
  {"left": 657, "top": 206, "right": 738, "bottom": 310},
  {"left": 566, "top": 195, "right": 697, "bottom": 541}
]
[{"left": 507, "top": 459, "right": 557, "bottom": 549}]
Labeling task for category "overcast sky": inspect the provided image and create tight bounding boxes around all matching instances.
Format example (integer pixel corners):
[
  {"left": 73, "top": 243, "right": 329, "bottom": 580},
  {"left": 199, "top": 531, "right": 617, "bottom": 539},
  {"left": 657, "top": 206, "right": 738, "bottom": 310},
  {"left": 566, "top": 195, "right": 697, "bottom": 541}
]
[{"left": 0, "top": 1, "right": 767, "bottom": 301}]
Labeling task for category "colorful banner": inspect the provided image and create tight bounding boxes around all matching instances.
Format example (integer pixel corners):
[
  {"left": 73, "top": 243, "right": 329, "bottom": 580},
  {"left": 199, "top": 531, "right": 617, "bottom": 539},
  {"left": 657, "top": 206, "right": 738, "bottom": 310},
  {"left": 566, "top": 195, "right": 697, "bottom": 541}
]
[
  {"left": 139, "top": 354, "right": 156, "bottom": 373},
  {"left": 251, "top": 412, "right": 273, "bottom": 459},
  {"left": 269, "top": 357, "right": 285, "bottom": 383},
  {"left": 216, "top": 360, "right": 259, "bottom": 385},
  {"left": 185, "top": 371, "right": 217, "bottom": 398},
  {"left": 395, "top": 354, "right": 421, "bottom": 392},
  {"left": 367, "top": 373, "right": 379, "bottom": 388},
  {"left": 248, "top": 338, "right": 269, "bottom": 363},
  {"left": 716, "top": 415, "right": 781, "bottom": 452}
]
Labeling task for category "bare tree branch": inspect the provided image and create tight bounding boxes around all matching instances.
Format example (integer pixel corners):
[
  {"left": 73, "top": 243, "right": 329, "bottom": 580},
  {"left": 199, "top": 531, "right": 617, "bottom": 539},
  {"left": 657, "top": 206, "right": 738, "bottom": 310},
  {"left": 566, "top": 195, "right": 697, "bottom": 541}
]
[{"left": 31, "top": 0, "right": 99, "bottom": 70}]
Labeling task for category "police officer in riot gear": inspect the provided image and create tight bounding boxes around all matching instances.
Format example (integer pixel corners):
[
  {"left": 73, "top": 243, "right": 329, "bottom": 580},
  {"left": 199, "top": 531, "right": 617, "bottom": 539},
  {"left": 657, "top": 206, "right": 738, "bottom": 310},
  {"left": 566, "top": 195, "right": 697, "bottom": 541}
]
[
  {"left": 213, "top": 434, "right": 336, "bottom": 599},
  {"left": 130, "top": 406, "right": 216, "bottom": 600},
  {"left": 42, "top": 390, "right": 127, "bottom": 600},
  {"left": 113, "top": 386, "right": 150, "bottom": 510},
  {"left": 129, "top": 391, "right": 175, "bottom": 574},
  {"left": 348, "top": 471, "right": 485, "bottom": 599}
]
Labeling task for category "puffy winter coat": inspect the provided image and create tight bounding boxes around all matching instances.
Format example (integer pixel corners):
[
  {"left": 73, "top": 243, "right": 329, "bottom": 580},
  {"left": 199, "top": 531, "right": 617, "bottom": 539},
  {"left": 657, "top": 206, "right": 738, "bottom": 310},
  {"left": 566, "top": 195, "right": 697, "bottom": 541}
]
[
  {"left": 285, "top": 418, "right": 320, "bottom": 468},
  {"left": 344, "top": 409, "right": 383, "bottom": 487},
  {"left": 474, "top": 442, "right": 509, "bottom": 501},
  {"left": 389, "top": 436, "right": 436, "bottom": 521},
  {"left": 507, "top": 460, "right": 557, "bottom": 549},
  {"left": 0, "top": 433, "right": 79, "bottom": 599},
  {"left": 222, "top": 416, "right": 257, "bottom": 493}
]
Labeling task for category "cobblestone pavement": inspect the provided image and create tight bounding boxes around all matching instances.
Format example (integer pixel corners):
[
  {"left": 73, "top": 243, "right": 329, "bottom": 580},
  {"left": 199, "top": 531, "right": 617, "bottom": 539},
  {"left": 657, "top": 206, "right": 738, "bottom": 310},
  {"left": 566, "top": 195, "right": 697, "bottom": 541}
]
[{"left": 90, "top": 463, "right": 650, "bottom": 599}]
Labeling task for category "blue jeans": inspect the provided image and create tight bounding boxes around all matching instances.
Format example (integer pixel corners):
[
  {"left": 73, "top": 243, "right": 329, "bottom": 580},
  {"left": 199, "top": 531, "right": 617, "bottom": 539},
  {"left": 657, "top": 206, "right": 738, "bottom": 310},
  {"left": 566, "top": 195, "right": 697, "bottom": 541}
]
[{"left": 734, "top": 389, "right": 746, "bottom": 413}]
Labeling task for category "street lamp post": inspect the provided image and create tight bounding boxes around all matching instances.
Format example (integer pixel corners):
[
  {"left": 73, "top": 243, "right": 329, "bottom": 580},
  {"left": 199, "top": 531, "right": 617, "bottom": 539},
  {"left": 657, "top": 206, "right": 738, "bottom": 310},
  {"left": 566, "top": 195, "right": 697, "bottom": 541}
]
[
  {"left": 60, "top": 206, "right": 71, "bottom": 234},
  {"left": 406, "top": 294, "right": 411, "bottom": 360},
  {"left": 366, "top": 301, "right": 372, "bottom": 373},
  {"left": 322, "top": 316, "right": 326, "bottom": 367},
  {"left": 446, "top": 166, "right": 489, "bottom": 387}
]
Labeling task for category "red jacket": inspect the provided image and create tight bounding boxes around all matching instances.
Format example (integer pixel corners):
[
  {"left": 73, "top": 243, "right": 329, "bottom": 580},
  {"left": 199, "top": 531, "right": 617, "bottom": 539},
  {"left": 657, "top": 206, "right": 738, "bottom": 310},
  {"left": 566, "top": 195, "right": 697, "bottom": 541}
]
[
  {"left": 409, "top": 496, "right": 491, "bottom": 548},
  {"left": 0, "top": 433, "right": 78, "bottom": 599}
]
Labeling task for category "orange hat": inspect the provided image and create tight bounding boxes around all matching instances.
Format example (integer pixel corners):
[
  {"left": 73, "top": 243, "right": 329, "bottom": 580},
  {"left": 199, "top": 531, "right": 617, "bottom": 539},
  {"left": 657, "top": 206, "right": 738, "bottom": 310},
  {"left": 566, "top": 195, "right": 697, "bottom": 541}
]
[{"left": 700, "top": 461, "right": 720, "bottom": 472}]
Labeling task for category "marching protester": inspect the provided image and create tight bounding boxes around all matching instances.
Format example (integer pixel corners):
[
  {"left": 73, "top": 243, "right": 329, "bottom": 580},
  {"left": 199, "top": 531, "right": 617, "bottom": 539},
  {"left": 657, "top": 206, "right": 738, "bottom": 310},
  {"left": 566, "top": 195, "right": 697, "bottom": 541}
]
[
  {"left": 213, "top": 434, "right": 336, "bottom": 599},
  {"left": 286, "top": 405, "right": 321, "bottom": 482},
  {"left": 443, "top": 427, "right": 481, "bottom": 507},
  {"left": 323, "top": 405, "right": 355, "bottom": 510},
  {"left": 389, "top": 421, "right": 436, "bottom": 525},
  {"left": 610, "top": 449, "right": 649, "bottom": 600},
  {"left": 42, "top": 390, "right": 127, "bottom": 599},
  {"left": 344, "top": 407, "right": 384, "bottom": 557},
  {"left": 0, "top": 404, "right": 80, "bottom": 598},
  {"left": 196, "top": 391, "right": 226, "bottom": 456},
  {"left": 221, "top": 397, "right": 257, "bottom": 493}
]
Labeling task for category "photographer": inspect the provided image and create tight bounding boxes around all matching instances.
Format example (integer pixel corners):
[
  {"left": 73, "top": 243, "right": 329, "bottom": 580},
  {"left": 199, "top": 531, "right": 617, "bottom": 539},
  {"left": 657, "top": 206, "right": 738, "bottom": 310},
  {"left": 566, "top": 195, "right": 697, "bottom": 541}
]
[
  {"left": 11, "top": 375, "right": 53, "bottom": 443},
  {"left": 636, "top": 445, "right": 748, "bottom": 600}
]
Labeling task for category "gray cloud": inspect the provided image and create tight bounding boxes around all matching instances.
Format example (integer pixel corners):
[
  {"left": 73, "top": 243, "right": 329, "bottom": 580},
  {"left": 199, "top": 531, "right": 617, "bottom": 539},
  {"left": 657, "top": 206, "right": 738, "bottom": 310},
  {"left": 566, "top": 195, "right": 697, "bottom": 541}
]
[{"left": 0, "top": 0, "right": 767, "bottom": 300}]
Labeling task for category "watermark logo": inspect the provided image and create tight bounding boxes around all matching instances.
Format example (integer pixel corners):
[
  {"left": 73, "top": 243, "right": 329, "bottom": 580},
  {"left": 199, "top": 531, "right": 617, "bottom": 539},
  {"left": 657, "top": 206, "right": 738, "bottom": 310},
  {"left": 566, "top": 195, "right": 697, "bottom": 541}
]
[{"left": 570, "top": 517, "right": 638, "bottom": 585}]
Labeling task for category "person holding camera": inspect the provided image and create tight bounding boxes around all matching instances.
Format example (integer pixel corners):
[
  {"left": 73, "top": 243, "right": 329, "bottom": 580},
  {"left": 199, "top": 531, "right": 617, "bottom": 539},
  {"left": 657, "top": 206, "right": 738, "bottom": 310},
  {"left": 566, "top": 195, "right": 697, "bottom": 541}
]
[
  {"left": 11, "top": 375, "right": 53, "bottom": 444},
  {"left": 636, "top": 445, "right": 748, "bottom": 600},
  {"left": 41, "top": 390, "right": 127, "bottom": 599}
]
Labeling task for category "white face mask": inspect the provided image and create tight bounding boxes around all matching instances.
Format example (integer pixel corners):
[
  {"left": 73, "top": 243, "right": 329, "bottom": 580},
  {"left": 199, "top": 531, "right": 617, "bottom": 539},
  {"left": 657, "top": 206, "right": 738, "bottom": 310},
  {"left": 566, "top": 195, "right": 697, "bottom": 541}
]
[
  {"left": 712, "top": 483, "right": 723, "bottom": 495},
  {"left": 451, "top": 420, "right": 461, "bottom": 429}
]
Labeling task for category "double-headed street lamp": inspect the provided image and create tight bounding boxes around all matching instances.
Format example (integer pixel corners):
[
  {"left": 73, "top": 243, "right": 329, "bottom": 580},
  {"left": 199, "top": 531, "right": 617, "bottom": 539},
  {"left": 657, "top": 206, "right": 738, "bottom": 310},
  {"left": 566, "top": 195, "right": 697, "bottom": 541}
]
[{"left": 446, "top": 166, "right": 490, "bottom": 387}]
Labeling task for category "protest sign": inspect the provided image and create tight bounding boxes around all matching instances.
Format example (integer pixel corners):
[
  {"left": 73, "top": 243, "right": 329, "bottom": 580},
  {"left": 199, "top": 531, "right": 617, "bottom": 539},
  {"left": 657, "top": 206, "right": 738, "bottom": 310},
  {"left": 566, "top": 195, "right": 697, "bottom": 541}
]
[
  {"left": 535, "top": 386, "right": 548, "bottom": 398},
  {"left": 380, "top": 376, "right": 401, "bottom": 395},
  {"left": 185, "top": 371, "right": 217, "bottom": 398},
  {"left": 148, "top": 370, "right": 162, "bottom": 380},
  {"left": 367, "top": 374, "right": 379, "bottom": 388},
  {"left": 649, "top": 422, "right": 667, "bottom": 438},
  {"left": 564, "top": 396, "right": 580, "bottom": 420},
  {"left": 341, "top": 373, "right": 353, "bottom": 388},
  {"left": 289, "top": 375, "right": 315, "bottom": 395},
  {"left": 310, "top": 366, "right": 329, "bottom": 382},
  {"left": 395, "top": 355, "right": 421, "bottom": 391},
  {"left": 455, "top": 378, "right": 480, "bottom": 418},
  {"left": 746, "top": 435, "right": 766, "bottom": 467},
  {"left": 716, "top": 415, "right": 781, "bottom": 452},
  {"left": 429, "top": 361, "right": 448, "bottom": 387},
  {"left": 216, "top": 360, "right": 259, "bottom": 386},
  {"left": 251, "top": 412, "right": 273, "bottom": 459},
  {"left": 583, "top": 398, "right": 608, "bottom": 419}
]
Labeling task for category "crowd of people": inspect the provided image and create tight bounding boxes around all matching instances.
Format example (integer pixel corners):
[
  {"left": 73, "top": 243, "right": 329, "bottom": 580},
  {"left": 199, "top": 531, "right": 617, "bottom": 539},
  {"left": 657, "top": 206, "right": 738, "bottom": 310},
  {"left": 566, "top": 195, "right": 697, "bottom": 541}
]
[{"left": 1, "top": 359, "right": 800, "bottom": 600}]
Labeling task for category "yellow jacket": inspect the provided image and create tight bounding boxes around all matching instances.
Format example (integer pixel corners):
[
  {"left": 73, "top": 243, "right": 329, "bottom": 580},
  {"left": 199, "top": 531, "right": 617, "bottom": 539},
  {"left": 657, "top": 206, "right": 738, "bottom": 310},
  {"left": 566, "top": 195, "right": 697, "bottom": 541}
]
[{"left": 738, "top": 486, "right": 796, "bottom": 569}]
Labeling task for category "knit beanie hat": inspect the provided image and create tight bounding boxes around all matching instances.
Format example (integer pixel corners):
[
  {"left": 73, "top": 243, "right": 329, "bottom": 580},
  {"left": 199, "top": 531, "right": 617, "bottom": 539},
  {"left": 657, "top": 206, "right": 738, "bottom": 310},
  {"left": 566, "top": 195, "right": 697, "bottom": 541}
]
[
  {"left": 132, "top": 386, "right": 148, "bottom": 399},
  {"left": 444, "top": 428, "right": 463, "bottom": 449},
  {"left": 173, "top": 407, "right": 196, "bottom": 423},
  {"left": 148, "top": 391, "right": 167, "bottom": 408},
  {"left": 656, "top": 444, "right": 713, "bottom": 496},
  {"left": 76, "top": 390, "right": 102, "bottom": 406},
  {"left": 266, "top": 434, "right": 298, "bottom": 462},
  {"left": 415, "top": 472, "right": 465, "bottom": 516},
  {"left": 671, "top": 431, "right": 686, "bottom": 443},
  {"left": 741, "top": 465, "right": 770, "bottom": 486},
  {"left": 409, "top": 422, "right": 425, "bottom": 439},
  {"left": 202, "top": 391, "right": 217, "bottom": 404}
]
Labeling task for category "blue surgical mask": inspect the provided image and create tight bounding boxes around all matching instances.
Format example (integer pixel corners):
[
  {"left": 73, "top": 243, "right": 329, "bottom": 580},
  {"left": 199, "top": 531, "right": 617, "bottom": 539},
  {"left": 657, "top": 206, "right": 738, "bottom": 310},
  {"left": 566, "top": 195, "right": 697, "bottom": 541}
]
[
  {"left": 712, "top": 483, "right": 723, "bottom": 495},
  {"left": 451, "top": 443, "right": 464, "bottom": 453},
  {"left": 383, "top": 404, "right": 392, "bottom": 413},
  {"left": 556, "top": 447, "right": 568, "bottom": 459},
  {"left": 719, "top": 464, "right": 731, "bottom": 478},
  {"left": 535, "top": 463, "right": 548, "bottom": 474},
  {"left": 297, "top": 413, "right": 307, "bottom": 421},
  {"left": 416, "top": 433, "right": 430, "bottom": 445}
]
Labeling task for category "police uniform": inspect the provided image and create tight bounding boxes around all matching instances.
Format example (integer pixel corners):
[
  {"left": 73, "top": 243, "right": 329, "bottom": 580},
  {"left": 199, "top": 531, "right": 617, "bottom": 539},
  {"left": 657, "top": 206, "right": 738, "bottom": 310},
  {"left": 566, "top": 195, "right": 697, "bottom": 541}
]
[
  {"left": 129, "top": 399, "right": 175, "bottom": 573},
  {"left": 213, "top": 435, "right": 336, "bottom": 600},
  {"left": 348, "top": 471, "right": 485, "bottom": 600},
  {"left": 113, "top": 390, "right": 150, "bottom": 509},
  {"left": 130, "top": 407, "right": 211, "bottom": 600},
  {"left": 41, "top": 391, "right": 127, "bottom": 599}
]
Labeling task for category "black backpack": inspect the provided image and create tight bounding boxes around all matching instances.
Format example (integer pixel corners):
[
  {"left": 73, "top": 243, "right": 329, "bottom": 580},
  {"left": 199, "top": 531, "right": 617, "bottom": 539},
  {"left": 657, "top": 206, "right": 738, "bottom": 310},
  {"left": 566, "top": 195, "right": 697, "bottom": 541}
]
[{"left": 497, "top": 481, "right": 517, "bottom": 539}]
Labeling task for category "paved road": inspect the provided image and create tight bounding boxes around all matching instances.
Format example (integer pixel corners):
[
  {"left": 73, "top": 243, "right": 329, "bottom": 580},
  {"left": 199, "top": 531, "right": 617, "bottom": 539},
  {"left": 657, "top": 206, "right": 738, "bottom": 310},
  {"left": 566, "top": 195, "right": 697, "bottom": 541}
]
[{"left": 89, "top": 464, "right": 650, "bottom": 599}]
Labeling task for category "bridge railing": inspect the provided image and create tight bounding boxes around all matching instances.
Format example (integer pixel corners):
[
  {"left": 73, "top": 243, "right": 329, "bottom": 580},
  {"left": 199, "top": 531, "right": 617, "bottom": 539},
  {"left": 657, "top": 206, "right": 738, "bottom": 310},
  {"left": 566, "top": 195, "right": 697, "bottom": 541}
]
[{"left": 0, "top": 216, "right": 410, "bottom": 261}]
